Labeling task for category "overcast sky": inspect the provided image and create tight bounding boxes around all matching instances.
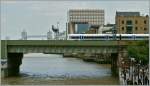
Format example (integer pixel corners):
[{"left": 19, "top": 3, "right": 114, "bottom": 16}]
[{"left": 1, "top": 0, "right": 149, "bottom": 39}]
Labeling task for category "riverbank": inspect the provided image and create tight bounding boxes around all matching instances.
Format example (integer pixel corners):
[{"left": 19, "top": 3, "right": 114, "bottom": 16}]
[
  {"left": 63, "top": 53, "right": 111, "bottom": 64},
  {"left": 2, "top": 76, "right": 119, "bottom": 85}
]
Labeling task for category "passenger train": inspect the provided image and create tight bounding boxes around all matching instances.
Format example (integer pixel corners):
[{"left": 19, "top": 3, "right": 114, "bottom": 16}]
[{"left": 68, "top": 34, "right": 149, "bottom": 40}]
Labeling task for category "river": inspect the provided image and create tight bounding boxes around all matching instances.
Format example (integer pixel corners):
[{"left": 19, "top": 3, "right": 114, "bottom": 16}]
[{"left": 1, "top": 53, "right": 119, "bottom": 85}]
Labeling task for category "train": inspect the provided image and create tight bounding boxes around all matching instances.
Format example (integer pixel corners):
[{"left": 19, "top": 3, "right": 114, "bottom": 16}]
[{"left": 68, "top": 34, "right": 149, "bottom": 40}]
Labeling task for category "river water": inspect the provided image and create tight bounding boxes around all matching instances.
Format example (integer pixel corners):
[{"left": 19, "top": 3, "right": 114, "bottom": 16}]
[{"left": 1, "top": 53, "right": 119, "bottom": 85}]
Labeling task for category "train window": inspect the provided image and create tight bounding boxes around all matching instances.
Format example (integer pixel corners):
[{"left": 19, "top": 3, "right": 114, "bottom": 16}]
[
  {"left": 136, "top": 36, "right": 146, "bottom": 38},
  {"left": 83, "top": 36, "right": 86, "bottom": 39},
  {"left": 116, "top": 36, "right": 120, "bottom": 38},
  {"left": 72, "top": 36, "right": 79, "bottom": 39},
  {"left": 109, "top": 36, "right": 113, "bottom": 38},
  {"left": 97, "top": 36, "right": 105, "bottom": 39},
  {"left": 122, "top": 36, "right": 132, "bottom": 38},
  {"left": 84, "top": 36, "right": 89, "bottom": 39}
]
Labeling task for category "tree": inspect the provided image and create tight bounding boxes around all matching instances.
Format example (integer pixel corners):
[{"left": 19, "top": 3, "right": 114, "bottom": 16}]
[{"left": 127, "top": 41, "right": 149, "bottom": 64}]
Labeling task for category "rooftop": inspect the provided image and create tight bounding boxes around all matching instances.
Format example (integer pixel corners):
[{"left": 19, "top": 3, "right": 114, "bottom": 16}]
[
  {"left": 116, "top": 12, "right": 140, "bottom": 16},
  {"left": 69, "top": 9, "right": 104, "bottom": 12}
]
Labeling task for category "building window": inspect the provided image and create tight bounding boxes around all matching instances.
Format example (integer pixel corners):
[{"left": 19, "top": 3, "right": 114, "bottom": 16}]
[
  {"left": 126, "top": 26, "right": 133, "bottom": 34},
  {"left": 144, "top": 20, "right": 146, "bottom": 24},
  {"left": 135, "top": 20, "right": 138, "bottom": 24},
  {"left": 144, "top": 28, "right": 147, "bottom": 31},
  {"left": 122, "top": 27, "right": 124, "bottom": 30},
  {"left": 135, "top": 27, "right": 138, "bottom": 30},
  {"left": 126, "top": 20, "right": 132, "bottom": 25},
  {"left": 122, "top": 20, "right": 124, "bottom": 24}
]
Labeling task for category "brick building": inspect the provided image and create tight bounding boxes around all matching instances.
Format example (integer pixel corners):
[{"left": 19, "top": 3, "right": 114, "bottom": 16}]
[{"left": 116, "top": 12, "right": 149, "bottom": 34}]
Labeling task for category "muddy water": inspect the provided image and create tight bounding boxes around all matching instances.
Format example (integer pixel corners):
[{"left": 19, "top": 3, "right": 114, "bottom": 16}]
[{"left": 1, "top": 53, "right": 119, "bottom": 85}]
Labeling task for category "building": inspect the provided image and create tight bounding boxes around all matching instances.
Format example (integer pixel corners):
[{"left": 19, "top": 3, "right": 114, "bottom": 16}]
[
  {"left": 86, "top": 25, "right": 100, "bottom": 34},
  {"left": 98, "top": 24, "right": 115, "bottom": 34},
  {"left": 116, "top": 12, "right": 149, "bottom": 34},
  {"left": 58, "top": 31, "right": 66, "bottom": 40},
  {"left": 68, "top": 9, "right": 104, "bottom": 34},
  {"left": 75, "top": 23, "right": 90, "bottom": 34}
]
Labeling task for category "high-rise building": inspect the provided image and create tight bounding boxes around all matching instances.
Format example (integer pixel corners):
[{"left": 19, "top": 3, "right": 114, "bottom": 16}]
[
  {"left": 68, "top": 9, "right": 104, "bottom": 34},
  {"left": 116, "top": 12, "right": 149, "bottom": 34}
]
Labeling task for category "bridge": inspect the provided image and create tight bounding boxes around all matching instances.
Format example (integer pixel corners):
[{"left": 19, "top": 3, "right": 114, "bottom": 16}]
[
  {"left": 1, "top": 40, "right": 142, "bottom": 77},
  {"left": 21, "top": 30, "right": 52, "bottom": 40}
]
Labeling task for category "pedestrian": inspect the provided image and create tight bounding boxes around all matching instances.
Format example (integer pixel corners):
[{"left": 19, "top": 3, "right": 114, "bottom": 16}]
[
  {"left": 129, "top": 80, "right": 133, "bottom": 85},
  {"left": 124, "top": 72, "right": 126, "bottom": 81},
  {"left": 127, "top": 78, "right": 130, "bottom": 85},
  {"left": 144, "top": 76, "right": 149, "bottom": 85},
  {"left": 134, "top": 81, "right": 137, "bottom": 85},
  {"left": 138, "top": 79, "right": 142, "bottom": 85}
]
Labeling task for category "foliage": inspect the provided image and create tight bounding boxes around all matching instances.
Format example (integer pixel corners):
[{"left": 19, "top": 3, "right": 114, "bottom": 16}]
[{"left": 127, "top": 41, "right": 149, "bottom": 64}]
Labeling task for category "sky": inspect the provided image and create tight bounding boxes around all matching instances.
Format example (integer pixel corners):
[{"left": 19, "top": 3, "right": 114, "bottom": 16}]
[{"left": 0, "top": 0, "right": 149, "bottom": 39}]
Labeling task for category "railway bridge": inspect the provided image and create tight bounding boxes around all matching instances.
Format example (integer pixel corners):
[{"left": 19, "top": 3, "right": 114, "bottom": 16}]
[{"left": 1, "top": 40, "right": 141, "bottom": 77}]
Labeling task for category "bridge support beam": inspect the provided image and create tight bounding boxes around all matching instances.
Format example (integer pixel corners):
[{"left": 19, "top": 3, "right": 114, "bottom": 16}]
[
  {"left": 7, "top": 53, "right": 23, "bottom": 76},
  {"left": 111, "top": 53, "right": 119, "bottom": 76}
]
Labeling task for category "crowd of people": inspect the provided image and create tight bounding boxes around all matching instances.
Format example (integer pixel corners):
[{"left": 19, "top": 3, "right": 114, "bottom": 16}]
[{"left": 120, "top": 58, "right": 149, "bottom": 85}]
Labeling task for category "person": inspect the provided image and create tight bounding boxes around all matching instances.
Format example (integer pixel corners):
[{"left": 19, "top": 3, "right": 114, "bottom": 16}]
[
  {"left": 134, "top": 81, "right": 137, "bottom": 85},
  {"left": 127, "top": 78, "right": 130, "bottom": 85},
  {"left": 144, "top": 76, "right": 149, "bottom": 85},
  {"left": 130, "top": 80, "right": 133, "bottom": 85},
  {"left": 138, "top": 79, "right": 142, "bottom": 85},
  {"left": 124, "top": 72, "right": 126, "bottom": 81}
]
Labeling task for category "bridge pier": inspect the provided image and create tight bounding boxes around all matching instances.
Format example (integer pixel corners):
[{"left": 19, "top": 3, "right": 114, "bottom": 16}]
[
  {"left": 7, "top": 53, "right": 23, "bottom": 76},
  {"left": 111, "top": 53, "right": 119, "bottom": 76}
]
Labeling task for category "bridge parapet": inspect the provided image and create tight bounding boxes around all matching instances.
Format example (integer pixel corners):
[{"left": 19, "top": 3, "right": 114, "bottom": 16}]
[
  {"left": 1, "top": 40, "right": 142, "bottom": 46},
  {"left": 1, "top": 40, "right": 144, "bottom": 59}
]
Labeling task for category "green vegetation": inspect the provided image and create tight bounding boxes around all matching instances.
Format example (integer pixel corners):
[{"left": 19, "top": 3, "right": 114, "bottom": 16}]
[{"left": 127, "top": 41, "right": 149, "bottom": 64}]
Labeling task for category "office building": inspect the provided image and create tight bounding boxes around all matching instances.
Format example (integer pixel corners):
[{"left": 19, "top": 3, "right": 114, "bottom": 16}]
[{"left": 68, "top": 9, "right": 104, "bottom": 34}]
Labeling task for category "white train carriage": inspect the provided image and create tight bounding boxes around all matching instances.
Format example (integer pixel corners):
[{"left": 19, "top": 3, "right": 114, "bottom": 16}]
[
  {"left": 134, "top": 34, "right": 149, "bottom": 40},
  {"left": 68, "top": 34, "right": 149, "bottom": 40},
  {"left": 68, "top": 34, "right": 114, "bottom": 40}
]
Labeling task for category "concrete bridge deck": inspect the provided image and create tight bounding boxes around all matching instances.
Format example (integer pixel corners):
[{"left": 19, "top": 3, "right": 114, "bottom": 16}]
[
  {"left": 0, "top": 40, "right": 145, "bottom": 77},
  {"left": 1, "top": 40, "right": 141, "bottom": 59}
]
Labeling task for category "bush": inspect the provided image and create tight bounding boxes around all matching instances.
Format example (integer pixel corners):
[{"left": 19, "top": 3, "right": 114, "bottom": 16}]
[{"left": 127, "top": 41, "right": 149, "bottom": 64}]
